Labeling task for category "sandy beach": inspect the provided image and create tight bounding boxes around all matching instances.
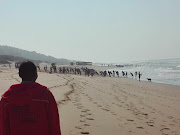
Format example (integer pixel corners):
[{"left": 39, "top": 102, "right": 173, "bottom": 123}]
[{"left": 0, "top": 66, "right": 180, "bottom": 135}]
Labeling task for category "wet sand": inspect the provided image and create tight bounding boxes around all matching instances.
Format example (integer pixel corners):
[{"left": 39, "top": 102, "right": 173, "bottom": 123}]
[{"left": 0, "top": 67, "right": 180, "bottom": 135}]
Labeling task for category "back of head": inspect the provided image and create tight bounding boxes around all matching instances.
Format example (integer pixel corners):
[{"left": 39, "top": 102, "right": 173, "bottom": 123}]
[{"left": 19, "top": 61, "right": 37, "bottom": 82}]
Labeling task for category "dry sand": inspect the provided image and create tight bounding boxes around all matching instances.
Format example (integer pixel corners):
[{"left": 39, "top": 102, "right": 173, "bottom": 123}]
[{"left": 0, "top": 66, "right": 180, "bottom": 135}]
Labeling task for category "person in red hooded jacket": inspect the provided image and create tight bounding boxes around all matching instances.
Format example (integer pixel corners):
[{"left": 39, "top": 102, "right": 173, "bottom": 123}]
[{"left": 0, "top": 61, "right": 61, "bottom": 135}]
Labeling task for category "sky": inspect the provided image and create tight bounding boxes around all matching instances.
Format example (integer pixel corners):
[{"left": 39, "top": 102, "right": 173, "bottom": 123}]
[{"left": 0, "top": 0, "right": 180, "bottom": 63}]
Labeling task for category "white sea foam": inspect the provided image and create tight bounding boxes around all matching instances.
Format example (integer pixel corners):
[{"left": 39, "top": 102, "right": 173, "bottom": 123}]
[
  {"left": 155, "top": 67, "right": 180, "bottom": 73},
  {"left": 109, "top": 58, "right": 180, "bottom": 86}
]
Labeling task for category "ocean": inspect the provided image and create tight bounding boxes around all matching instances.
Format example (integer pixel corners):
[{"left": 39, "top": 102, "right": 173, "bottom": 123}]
[{"left": 109, "top": 58, "right": 180, "bottom": 86}]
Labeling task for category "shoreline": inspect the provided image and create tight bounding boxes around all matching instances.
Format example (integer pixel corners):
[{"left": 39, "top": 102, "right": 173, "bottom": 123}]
[
  {"left": 1, "top": 63, "right": 179, "bottom": 87},
  {"left": 97, "top": 66, "right": 180, "bottom": 87}
]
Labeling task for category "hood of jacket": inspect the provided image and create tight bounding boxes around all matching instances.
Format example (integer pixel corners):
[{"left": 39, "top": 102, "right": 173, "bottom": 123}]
[{"left": 1, "top": 82, "right": 47, "bottom": 106}]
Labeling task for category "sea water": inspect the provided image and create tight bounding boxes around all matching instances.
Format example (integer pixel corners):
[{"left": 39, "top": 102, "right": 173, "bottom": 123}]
[{"left": 110, "top": 58, "right": 180, "bottom": 86}]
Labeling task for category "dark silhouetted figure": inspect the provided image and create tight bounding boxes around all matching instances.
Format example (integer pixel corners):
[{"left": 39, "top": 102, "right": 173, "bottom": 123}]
[
  {"left": 135, "top": 71, "right": 137, "bottom": 79},
  {"left": 0, "top": 61, "right": 61, "bottom": 135},
  {"left": 130, "top": 72, "right": 133, "bottom": 78},
  {"left": 50, "top": 67, "right": 53, "bottom": 74},
  {"left": 108, "top": 71, "right": 112, "bottom": 77},
  {"left": 63, "top": 67, "right": 66, "bottom": 74},
  {"left": 103, "top": 70, "right": 107, "bottom": 77},
  {"left": 116, "top": 71, "right": 119, "bottom": 77},
  {"left": 138, "top": 71, "right": 142, "bottom": 81},
  {"left": 125, "top": 72, "right": 128, "bottom": 77},
  {"left": 113, "top": 70, "right": 115, "bottom": 77},
  {"left": 37, "top": 65, "right": 41, "bottom": 72},
  {"left": 122, "top": 71, "right": 125, "bottom": 77},
  {"left": 44, "top": 65, "right": 48, "bottom": 72}
]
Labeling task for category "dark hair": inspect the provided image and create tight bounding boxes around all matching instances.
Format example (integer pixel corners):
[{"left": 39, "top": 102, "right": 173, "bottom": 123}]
[{"left": 19, "top": 61, "right": 37, "bottom": 81}]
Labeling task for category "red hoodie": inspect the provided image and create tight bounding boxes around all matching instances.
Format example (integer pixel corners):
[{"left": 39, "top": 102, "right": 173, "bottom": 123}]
[{"left": 0, "top": 82, "right": 61, "bottom": 135}]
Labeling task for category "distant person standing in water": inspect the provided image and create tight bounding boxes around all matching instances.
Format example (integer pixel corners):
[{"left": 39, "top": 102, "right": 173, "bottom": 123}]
[
  {"left": 116, "top": 71, "right": 119, "bottom": 77},
  {"left": 138, "top": 71, "right": 142, "bottom": 81},
  {"left": 0, "top": 61, "right": 61, "bottom": 135},
  {"left": 130, "top": 72, "right": 133, "bottom": 78},
  {"left": 135, "top": 71, "right": 137, "bottom": 79},
  {"left": 113, "top": 70, "right": 115, "bottom": 77},
  {"left": 125, "top": 72, "right": 128, "bottom": 77}
]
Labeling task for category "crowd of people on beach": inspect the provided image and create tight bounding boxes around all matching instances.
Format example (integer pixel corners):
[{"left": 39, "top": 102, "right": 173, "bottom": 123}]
[
  {"left": 99, "top": 70, "right": 142, "bottom": 81},
  {"left": 47, "top": 66, "right": 98, "bottom": 77},
  {"left": 14, "top": 63, "right": 142, "bottom": 81},
  {"left": 39, "top": 64, "right": 143, "bottom": 81}
]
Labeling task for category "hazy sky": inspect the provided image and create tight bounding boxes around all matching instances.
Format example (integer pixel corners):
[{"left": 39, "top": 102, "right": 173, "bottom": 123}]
[{"left": 0, "top": 0, "right": 180, "bottom": 63}]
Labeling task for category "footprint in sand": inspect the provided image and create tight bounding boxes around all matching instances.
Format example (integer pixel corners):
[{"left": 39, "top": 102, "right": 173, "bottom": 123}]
[
  {"left": 137, "top": 127, "right": 144, "bottom": 129},
  {"left": 96, "top": 104, "right": 102, "bottom": 107},
  {"left": 116, "top": 104, "right": 122, "bottom": 107},
  {"left": 142, "top": 113, "right": 148, "bottom": 116},
  {"left": 77, "top": 106, "right": 83, "bottom": 109},
  {"left": 86, "top": 118, "right": 94, "bottom": 120},
  {"left": 160, "top": 127, "right": 170, "bottom": 131},
  {"left": 167, "top": 116, "right": 173, "bottom": 119},
  {"left": 75, "top": 126, "right": 82, "bottom": 129},
  {"left": 81, "top": 132, "right": 89, "bottom": 134},
  {"left": 146, "top": 121, "right": 154, "bottom": 123},
  {"left": 93, "top": 102, "right": 97, "bottom": 104},
  {"left": 172, "top": 119, "right": 178, "bottom": 124},
  {"left": 127, "top": 119, "right": 134, "bottom": 122},
  {"left": 111, "top": 112, "right": 117, "bottom": 115},
  {"left": 102, "top": 108, "right": 110, "bottom": 111},
  {"left": 82, "top": 109, "right": 90, "bottom": 113}
]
